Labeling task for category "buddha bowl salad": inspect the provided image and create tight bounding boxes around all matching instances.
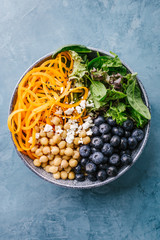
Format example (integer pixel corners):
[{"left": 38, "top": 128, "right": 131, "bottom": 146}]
[{"left": 8, "top": 45, "right": 151, "bottom": 182}]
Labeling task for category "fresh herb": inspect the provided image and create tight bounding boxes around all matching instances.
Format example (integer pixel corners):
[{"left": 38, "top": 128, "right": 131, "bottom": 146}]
[
  {"left": 105, "top": 102, "right": 127, "bottom": 125},
  {"left": 90, "top": 80, "right": 107, "bottom": 101},
  {"left": 105, "top": 89, "right": 126, "bottom": 101},
  {"left": 126, "top": 81, "right": 151, "bottom": 120},
  {"left": 53, "top": 45, "right": 91, "bottom": 56},
  {"left": 129, "top": 107, "right": 148, "bottom": 128},
  {"left": 88, "top": 56, "right": 112, "bottom": 70}
]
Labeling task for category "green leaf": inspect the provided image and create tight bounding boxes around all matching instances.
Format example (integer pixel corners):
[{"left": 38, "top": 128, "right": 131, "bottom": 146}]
[
  {"left": 88, "top": 56, "right": 112, "bottom": 70},
  {"left": 126, "top": 81, "right": 151, "bottom": 120},
  {"left": 105, "top": 102, "right": 127, "bottom": 125},
  {"left": 129, "top": 107, "right": 148, "bottom": 128},
  {"left": 52, "top": 45, "right": 91, "bottom": 57},
  {"left": 105, "top": 89, "right": 126, "bottom": 101},
  {"left": 90, "top": 81, "right": 107, "bottom": 101}
]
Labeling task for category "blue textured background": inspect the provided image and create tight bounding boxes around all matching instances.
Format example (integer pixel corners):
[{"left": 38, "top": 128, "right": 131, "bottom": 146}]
[{"left": 0, "top": 0, "right": 160, "bottom": 239}]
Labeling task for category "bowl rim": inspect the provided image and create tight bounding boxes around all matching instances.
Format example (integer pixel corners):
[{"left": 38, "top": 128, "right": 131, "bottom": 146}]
[{"left": 9, "top": 46, "right": 151, "bottom": 189}]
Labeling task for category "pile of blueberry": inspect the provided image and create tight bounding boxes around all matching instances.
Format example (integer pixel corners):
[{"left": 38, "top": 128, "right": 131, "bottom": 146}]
[{"left": 75, "top": 116, "right": 145, "bottom": 182}]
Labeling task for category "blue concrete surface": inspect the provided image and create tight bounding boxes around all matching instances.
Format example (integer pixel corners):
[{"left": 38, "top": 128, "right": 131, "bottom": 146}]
[{"left": 0, "top": 0, "right": 160, "bottom": 239}]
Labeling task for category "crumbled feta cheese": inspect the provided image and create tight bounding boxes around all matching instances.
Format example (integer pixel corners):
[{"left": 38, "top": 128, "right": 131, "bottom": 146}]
[
  {"left": 61, "top": 87, "right": 63, "bottom": 93},
  {"left": 28, "top": 137, "right": 33, "bottom": 144},
  {"left": 86, "top": 129, "right": 93, "bottom": 136},
  {"left": 86, "top": 100, "right": 94, "bottom": 108},
  {"left": 76, "top": 125, "right": 83, "bottom": 134},
  {"left": 66, "top": 130, "right": 75, "bottom": 143},
  {"left": 80, "top": 100, "right": 86, "bottom": 109},
  {"left": 70, "top": 122, "right": 79, "bottom": 131},
  {"left": 44, "top": 124, "right": 53, "bottom": 132},
  {"left": 78, "top": 137, "right": 83, "bottom": 144},
  {"left": 64, "top": 107, "right": 74, "bottom": 115},
  {"left": 55, "top": 126, "right": 63, "bottom": 134},
  {"left": 35, "top": 133, "right": 40, "bottom": 139},
  {"left": 55, "top": 108, "right": 63, "bottom": 115},
  {"left": 82, "top": 117, "right": 94, "bottom": 130},
  {"left": 75, "top": 106, "right": 82, "bottom": 114}
]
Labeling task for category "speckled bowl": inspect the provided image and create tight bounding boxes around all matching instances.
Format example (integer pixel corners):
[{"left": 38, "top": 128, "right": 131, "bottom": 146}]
[{"left": 9, "top": 47, "right": 150, "bottom": 189}]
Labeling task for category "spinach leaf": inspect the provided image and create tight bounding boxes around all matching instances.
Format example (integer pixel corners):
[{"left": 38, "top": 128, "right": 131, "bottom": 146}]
[
  {"left": 129, "top": 107, "right": 148, "bottom": 128},
  {"left": 53, "top": 45, "right": 91, "bottom": 57},
  {"left": 90, "top": 80, "right": 107, "bottom": 101},
  {"left": 105, "top": 89, "right": 126, "bottom": 101},
  {"left": 88, "top": 56, "right": 112, "bottom": 70},
  {"left": 126, "top": 81, "right": 151, "bottom": 120},
  {"left": 105, "top": 102, "right": 127, "bottom": 125}
]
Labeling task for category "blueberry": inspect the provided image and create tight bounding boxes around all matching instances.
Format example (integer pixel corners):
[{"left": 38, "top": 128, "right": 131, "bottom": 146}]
[
  {"left": 112, "top": 127, "right": 119, "bottom": 135},
  {"left": 80, "top": 158, "right": 88, "bottom": 167},
  {"left": 132, "top": 129, "right": 144, "bottom": 142},
  {"left": 79, "top": 145, "right": 91, "bottom": 157},
  {"left": 120, "top": 149, "right": 131, "bottom": 156},
  {"left": 110, "top": 135, "right": 120, "bottom": 147},
  {"left": 74, "top": 164, "right": 82, "bottom": 173},
  {"left": 101, "top": 133, "right": 112, "bottom": 143},
  {"left": 87, "top": 174, "right": 97, "bottom": 181},
  {"left": 120, "top": 137, "right": 128, "bottom": 150},
  {"left": 102, "top": 143, "right": 114, "bottom": 156},
  {"left": 92, "top": 126, "right": 100, "bottom": 136},
  {"left": 91, "top": 147, "right": 97, "bottom": 153},
  {"left": 94, "top": 116, "right": 105, "bottom": 126},
  {"left": 124, "top": 131, "right": 131, "bottom": 138},
  {"left": 107, "top": 117, "right": 117, "bottom": 126},
  {"left": 113, "top": 148, "right": 119, "bottom": 154},
  {"left": 85, "top": 162, "right": 97, "bottom": 173},
  {"left": 128, "top": 137, "right": 138, "bottom": 150},
  {"left": 99, "top": 163, "right": 108, "bottom": 170},
  {"left": 99, "top": 123, "right": 111, "bottom": 134},
  {"left": 91, "top": 137, "right": 103, "bottom": 149},
  {"left": 117, "top": 127, "right": 124, "bottom": 137},
  {"left": 75, "top": 173, "right": 85, "bottom": 181},
  {"left": 103, "top": 156, "right": 109, "bottom": 163},
  {"left": 97, "top": 170, "right": 107, "bottom": 181},
  {"left": 122, "top": 119, "right": 134, "bottom": 131},
  {"left": 107, "top": 166, "right": 118, "bottom": 177},
  {"left": 121, "top": 154, "right": 132, "bottom": 165},
  {"left": 109, "top": 154, "right": 120, "bottom": 166},
  {"left": 92, "top": 152, "right": 104, "bottom": 165}
]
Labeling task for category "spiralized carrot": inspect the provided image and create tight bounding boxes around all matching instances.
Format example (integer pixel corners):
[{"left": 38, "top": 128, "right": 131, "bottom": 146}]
[{"left": 7, "top": 51, "right": 89, "bottom": 152}]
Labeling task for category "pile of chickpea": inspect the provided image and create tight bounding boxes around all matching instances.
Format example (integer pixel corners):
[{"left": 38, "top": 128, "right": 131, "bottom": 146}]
[{"left": 30, "top": 116, "right": 91, "bottom": 180}]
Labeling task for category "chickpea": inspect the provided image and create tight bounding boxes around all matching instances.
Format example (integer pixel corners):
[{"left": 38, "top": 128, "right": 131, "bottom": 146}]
[
  {"left": 68, "top": 171, "right": 75, "bottom": 180},
  {"left": 64, "top": 148, "right": 74, "bottom": 157},
  {"left": 44, "top": 165, "right": 50, "bottom": 172},
  {"left": 40, "top": 137, "right": 49, "bottom": 145},
  {"left": 74, "top": 137, "right": 80, "bottom": 145},
  {"left": 60, "top": 149, "right": 65, "bottom": 156},
  {"left": 49, "top": 139, "right": 55, "bottom": 146},
  {"left": 31, "top": 145, "right": 38, "bottom": 152},
  {"left": 40, "top": 146, "right": 43, "bottom": 150},
  {"left": 35, "top": 126, "right": 40, "bottom": 132},
  {"left": 33, "top": 159, "right": 41, "bottom": 167},
  {"left": 58, "top": 166, "right": 63, "bottom": 171},
  {"left": 48, "top": 154, "right": 54, "bottom": 161},
  {"left": 35, "top": 148, "right": 43, "bottom": 157},
  {"left": 39, "top": 155, "right": 48, "bottom": 163},
  {"left": 49, "top": 166, "right": 58, "bottom": 173},
  {"left": 73, "top": 150, "right": 80, "bottom": 159},
  {"left": 67, "top": 143, "right": 74, "bottom": 148},
  {"left": 61, "top": 130, "right": 67, "bottom": 139},
  {"left": 61, "top": 171, "right": 68, "bottom": 180},
  {"left": 64, "top": 122, "right": 70, "bottom": 130},
  {"left": 54, "top": 157, "right": 62, "bottom": 166},
  {"left": 51, "top": 116, "right": 60, "bottom": 126},
  {"left": 51, "top": 146, "right": 60, "bottom": 155},
  {"left": 49, "top": 160, "right": 55, "bottom": 166},
  {"left": 64, "top": 166, "right": 71, "bottom": 173},
  {"left": 41, "top": 162, "right": 47, "bottom": 168},
  {"left": 40, "top": 129, "right": 46, "bottom": 137},
  {"left": 47, "top": 132, "right": 54, "bottom": 138},
  {"left": 61, "top": 159, "right": 69, "bottom": 169},
  {"left": 79, "top": 130, "right": 87, "bottom": 138},
  {"left": 54, "top": 154, "right": 61, "bottom": 159},
  {"left": 69, "top": 159, "right": 78, "bottom": 168},
  {"left": 42, "top": 146, "right": 50, "bottom": 155},
  {"left": 52, "top": 134, "right": 61, "bottom": 144},
  {"left": 83, "top": 136, "right": 91, "bottom": 145},
  {"left": 53, "top": 172, "right": 61, "bottom": 179},
  {"left": 58, "top": 141, "right": 66, "bottom": 149},
  {"left": 62, "top": 155, "right": 71, "bottom": 160}
]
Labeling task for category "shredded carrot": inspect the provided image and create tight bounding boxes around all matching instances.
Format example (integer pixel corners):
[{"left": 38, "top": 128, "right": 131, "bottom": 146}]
[{"left": 7, "top": 51, "right": 89, "bottom": 153}]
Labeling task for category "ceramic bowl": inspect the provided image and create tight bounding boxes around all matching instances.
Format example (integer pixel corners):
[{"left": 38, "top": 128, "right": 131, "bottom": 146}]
[{"left": 9, "top": 47, "right": 150, "bottom": 189}]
